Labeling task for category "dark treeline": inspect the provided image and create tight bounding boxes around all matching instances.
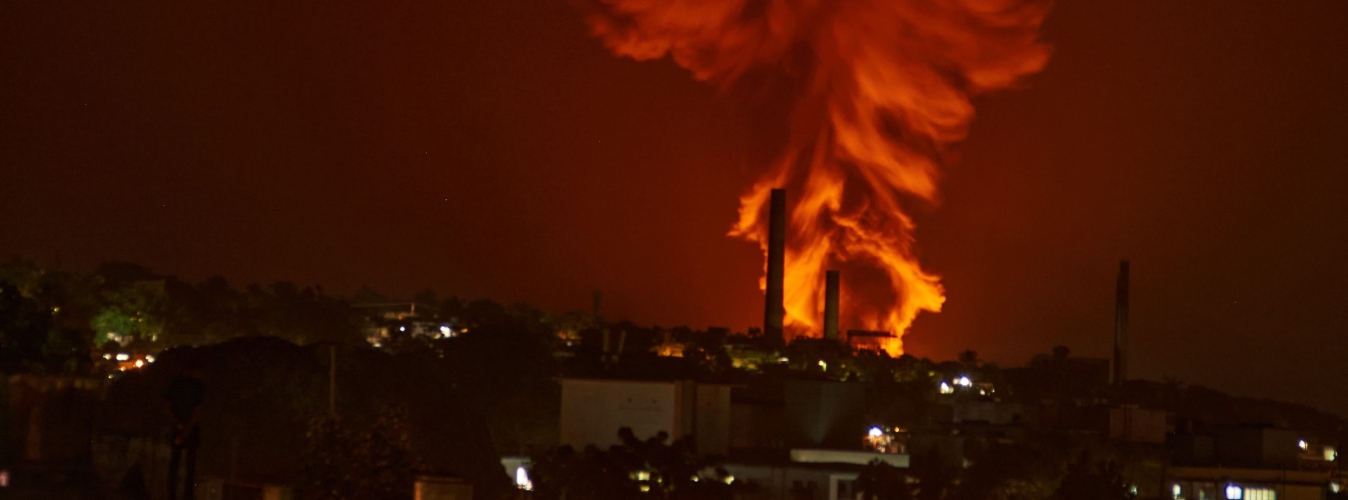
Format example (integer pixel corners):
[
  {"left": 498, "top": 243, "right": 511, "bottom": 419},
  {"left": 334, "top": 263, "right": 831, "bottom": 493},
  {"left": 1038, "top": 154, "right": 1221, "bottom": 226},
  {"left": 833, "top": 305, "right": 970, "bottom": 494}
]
[
  {"left": 2, "top": 257, "right": 1345, "bottom": 499},
  {"left": 0, "top": 259, "right": 361, "bottom": 371},
  {"left": 3, "top": 257, "right": 1343, "bottom": 442}
]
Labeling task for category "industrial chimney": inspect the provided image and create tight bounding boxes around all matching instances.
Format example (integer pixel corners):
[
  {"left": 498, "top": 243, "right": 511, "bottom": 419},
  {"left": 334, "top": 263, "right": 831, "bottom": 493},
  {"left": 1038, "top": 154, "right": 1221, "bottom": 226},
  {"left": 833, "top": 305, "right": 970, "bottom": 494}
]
[
  {"left": 824, "top": 270, "right": 840, "bottom": 340},
  {"left": 764, "top": 188, "right": 787, "bottom": 346},
  {"left": 1113, "top": 260, "right": 1130, "bottom": 385},
  {"left": 592, "top": 290, "right": 603, "bottom": 325}
]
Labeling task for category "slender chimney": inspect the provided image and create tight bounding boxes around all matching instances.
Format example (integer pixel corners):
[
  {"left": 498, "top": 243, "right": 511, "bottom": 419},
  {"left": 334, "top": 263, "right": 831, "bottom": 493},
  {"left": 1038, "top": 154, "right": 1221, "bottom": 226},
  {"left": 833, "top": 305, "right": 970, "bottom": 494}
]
[
  {"left": 592, "top": 290, "right": 603, "bottom": 324},
  {"left": 824, "top": 270, "right": 840, "bottom": 340},
  {"left": 764, "top": 189, "right": 787, "bottom": 346},
  {"left": 1113, "top": 260, "right": 1130, "bottom": 385}
]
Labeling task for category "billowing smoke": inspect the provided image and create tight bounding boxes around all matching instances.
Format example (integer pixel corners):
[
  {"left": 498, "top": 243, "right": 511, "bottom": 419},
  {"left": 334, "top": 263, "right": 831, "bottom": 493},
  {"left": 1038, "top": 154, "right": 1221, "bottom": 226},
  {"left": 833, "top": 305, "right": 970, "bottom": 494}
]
[{"left": 585, "top": 0, "right": 1052, "bottom": 354}]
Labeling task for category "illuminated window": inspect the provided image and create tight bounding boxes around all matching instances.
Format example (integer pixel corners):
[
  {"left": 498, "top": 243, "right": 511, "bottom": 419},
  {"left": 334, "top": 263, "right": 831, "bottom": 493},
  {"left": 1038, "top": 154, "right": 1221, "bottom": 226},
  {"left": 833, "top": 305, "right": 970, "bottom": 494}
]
[
  {"left": 1243, "top": 487, "right": 1275, "bottom": 500},
  {"left": 1225, "top": 484, "right": 1242, "bottom": 499}
]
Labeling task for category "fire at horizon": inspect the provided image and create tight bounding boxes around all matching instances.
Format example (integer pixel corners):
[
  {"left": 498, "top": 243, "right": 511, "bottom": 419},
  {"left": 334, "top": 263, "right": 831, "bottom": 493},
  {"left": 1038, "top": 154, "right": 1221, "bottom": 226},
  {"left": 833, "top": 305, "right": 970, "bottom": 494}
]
[{"left": 585, "top": 0, "right": 1052, "bottom": 354}]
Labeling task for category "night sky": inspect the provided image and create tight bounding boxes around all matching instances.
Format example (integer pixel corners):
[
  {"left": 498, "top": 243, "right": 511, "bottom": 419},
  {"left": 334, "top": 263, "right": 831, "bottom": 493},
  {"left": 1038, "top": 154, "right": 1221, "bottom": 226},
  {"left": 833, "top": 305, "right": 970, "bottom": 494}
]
[{"left": 3, "top": 1, "right": 1347, "bottom": 415}]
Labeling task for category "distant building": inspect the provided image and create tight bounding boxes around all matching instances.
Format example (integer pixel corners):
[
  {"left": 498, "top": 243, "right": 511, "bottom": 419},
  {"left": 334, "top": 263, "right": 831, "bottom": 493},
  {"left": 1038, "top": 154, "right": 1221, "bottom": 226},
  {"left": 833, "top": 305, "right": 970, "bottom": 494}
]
[
  {"left": 1167, "top": 424, "right": 1338, "bottom": 500},
  {"left": 353, "top": 302, "right": 458, "bottom": 346},
  {"left": 1165, "top": 467, "right": 1329, "bottom": 500},
  {"left": 558, "top": 378, "right": 731, "bottom": 456},
  {"left": 1171, "top": 425, "right": 1304, "bottom": 469},
  {"left": 1002, "top": 356, "right": 1111, "bottom": 401},
  {"left": 730, "top": 380, "right": 869, "bottom": 452},
  {"left": 936, "top": 400, "right": 1031, "bottom": 426},
  {"left": 719, "top": 378, "right": 913, "bottom": 500},
  {"left": 784, "top": 380, "right": 868, "bottom": 449},
  {"left": 842, "top": 330, "right": 894, "bottom": 352},
  {"left": 1109, "top": 407, "right": 1168, "bottom": 444}
]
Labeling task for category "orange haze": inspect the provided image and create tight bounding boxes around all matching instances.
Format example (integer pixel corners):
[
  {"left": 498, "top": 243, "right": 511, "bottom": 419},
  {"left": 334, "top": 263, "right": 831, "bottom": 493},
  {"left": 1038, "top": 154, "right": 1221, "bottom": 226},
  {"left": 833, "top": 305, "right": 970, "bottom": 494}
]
[{"left": 585, "top": 0, "right": 1052, "bottom": 354}]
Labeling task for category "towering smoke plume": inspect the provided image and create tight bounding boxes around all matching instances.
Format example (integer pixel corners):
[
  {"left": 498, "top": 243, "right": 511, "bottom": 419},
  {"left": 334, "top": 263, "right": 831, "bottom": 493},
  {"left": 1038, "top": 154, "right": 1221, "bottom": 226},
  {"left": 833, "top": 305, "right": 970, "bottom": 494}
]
[{"left": 585, "top": 0, "right": 1052, "bottom": 354}]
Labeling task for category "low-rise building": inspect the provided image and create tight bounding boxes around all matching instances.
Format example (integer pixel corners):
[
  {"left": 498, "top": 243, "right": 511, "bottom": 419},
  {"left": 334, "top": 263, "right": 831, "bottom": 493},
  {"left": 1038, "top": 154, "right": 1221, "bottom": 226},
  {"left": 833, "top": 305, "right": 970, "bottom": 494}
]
[
  {"left": 1165, "top": 467, "right": 1330, "bottom": 500},
  {"left": 558, "top": 378, "right": 732, "bottom": 456}
]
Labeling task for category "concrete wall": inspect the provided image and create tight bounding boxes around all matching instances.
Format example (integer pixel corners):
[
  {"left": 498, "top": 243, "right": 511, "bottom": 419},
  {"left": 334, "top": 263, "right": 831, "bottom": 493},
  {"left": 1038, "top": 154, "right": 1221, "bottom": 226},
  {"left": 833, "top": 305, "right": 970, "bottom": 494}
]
[
  {"left": 560, "top": 379, "right": 677, "bottom": 450},
  {"left": 1282, "top": 484, "right": 1324, "bottom": 500},
  {"left": 951, "top": 401, "right": 1028, "bottom": 425},
  {"left": 558, "top": 379, "right": 730, "bottom": 455},
  {"left": 694, "top": 384, "right": 731, "bottom": 456},
  {"left": 783, "top": 381, "right": 865, "bottom": 448},
  {"left": 1206, "top": 427, "right": 1300, "bottom": 468},
  {"left": 1108, "top": 407, "right": 1167, "bottom": 444},
  {"left": 730, "top": 402, "right": 785, "bottom": 450},
  {"left": 1257, "top": 428, "right": 1301, "bottom": 468}
]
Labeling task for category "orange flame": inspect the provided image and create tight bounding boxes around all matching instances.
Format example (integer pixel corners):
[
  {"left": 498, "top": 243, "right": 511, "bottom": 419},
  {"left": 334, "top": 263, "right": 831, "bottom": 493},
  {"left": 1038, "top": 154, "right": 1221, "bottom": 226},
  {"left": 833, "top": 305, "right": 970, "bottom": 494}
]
[{"left": 586, "top": 0, "right": 1052, "bottom": 355}]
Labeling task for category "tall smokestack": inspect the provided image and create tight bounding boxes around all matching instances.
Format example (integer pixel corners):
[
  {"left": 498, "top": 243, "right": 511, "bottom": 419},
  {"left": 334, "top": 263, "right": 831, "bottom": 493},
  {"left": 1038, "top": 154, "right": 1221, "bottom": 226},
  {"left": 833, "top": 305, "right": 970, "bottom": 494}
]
[
  {"left": 765, "top": 188, "right": 787, "bottom": 346},
  {"left": 1113, "top": 260, "right": 1130, "bottom": 385},
  {"left": 824, "top": 270, "right": 840, "bottom": 340}
]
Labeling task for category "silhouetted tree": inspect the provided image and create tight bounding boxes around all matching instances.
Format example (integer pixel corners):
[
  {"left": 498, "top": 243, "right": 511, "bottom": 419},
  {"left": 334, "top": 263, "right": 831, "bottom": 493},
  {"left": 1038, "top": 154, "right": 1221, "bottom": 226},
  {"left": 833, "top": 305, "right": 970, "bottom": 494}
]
[
  {"left": 530, "top": 428, "right": 743, "bottom": 500},
  {"left": 438, "top": 299, "right": 559, "bottom": 455},
  {"left": 957, "top": 443, "right": 1058, "bottom": 500},
  {"left": 1050, "top": 453, "right": 1134, "bottom": 500},
  {"left": 856, "top": 460, "right": 914, "bottom": 499},
  {"left": 302, "top": 407, "right": 423, "bottom": 500},
  {"left": 958, "top": 350, "right": 979, "bottom": 367},
  {"left": 913, "top": 449, "right": 956, "bottom": 500},
  {"left": 0, "top": 282, "right": 52, "bottom": 371}
]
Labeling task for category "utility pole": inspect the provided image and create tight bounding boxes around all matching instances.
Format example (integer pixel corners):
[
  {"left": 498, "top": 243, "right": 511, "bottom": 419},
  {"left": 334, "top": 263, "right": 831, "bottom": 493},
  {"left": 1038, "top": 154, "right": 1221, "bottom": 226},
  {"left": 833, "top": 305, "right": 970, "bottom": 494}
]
[{"left": 329, "top": 345, "right": 337, "bottom": 415}]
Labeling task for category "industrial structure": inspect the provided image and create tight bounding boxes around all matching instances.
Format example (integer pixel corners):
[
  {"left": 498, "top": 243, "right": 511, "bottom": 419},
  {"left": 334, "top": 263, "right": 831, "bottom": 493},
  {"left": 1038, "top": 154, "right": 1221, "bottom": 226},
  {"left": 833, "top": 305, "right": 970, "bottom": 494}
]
[
  {"left": 1113, "top": 259, "right": 1130, "bottom": 384},
  {"left": 823, "top": 270, "right": 840, "bottom": 341},
  {"left": 764, "top": 188, "right": 787, "bottom": 347}
]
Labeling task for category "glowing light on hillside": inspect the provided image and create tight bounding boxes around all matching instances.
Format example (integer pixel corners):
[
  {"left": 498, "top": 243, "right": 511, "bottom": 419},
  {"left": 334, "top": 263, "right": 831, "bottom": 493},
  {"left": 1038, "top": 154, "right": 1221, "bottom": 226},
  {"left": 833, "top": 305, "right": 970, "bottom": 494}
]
[{"left": 515, "top": 467, "right": 532, "bottom": 491}]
